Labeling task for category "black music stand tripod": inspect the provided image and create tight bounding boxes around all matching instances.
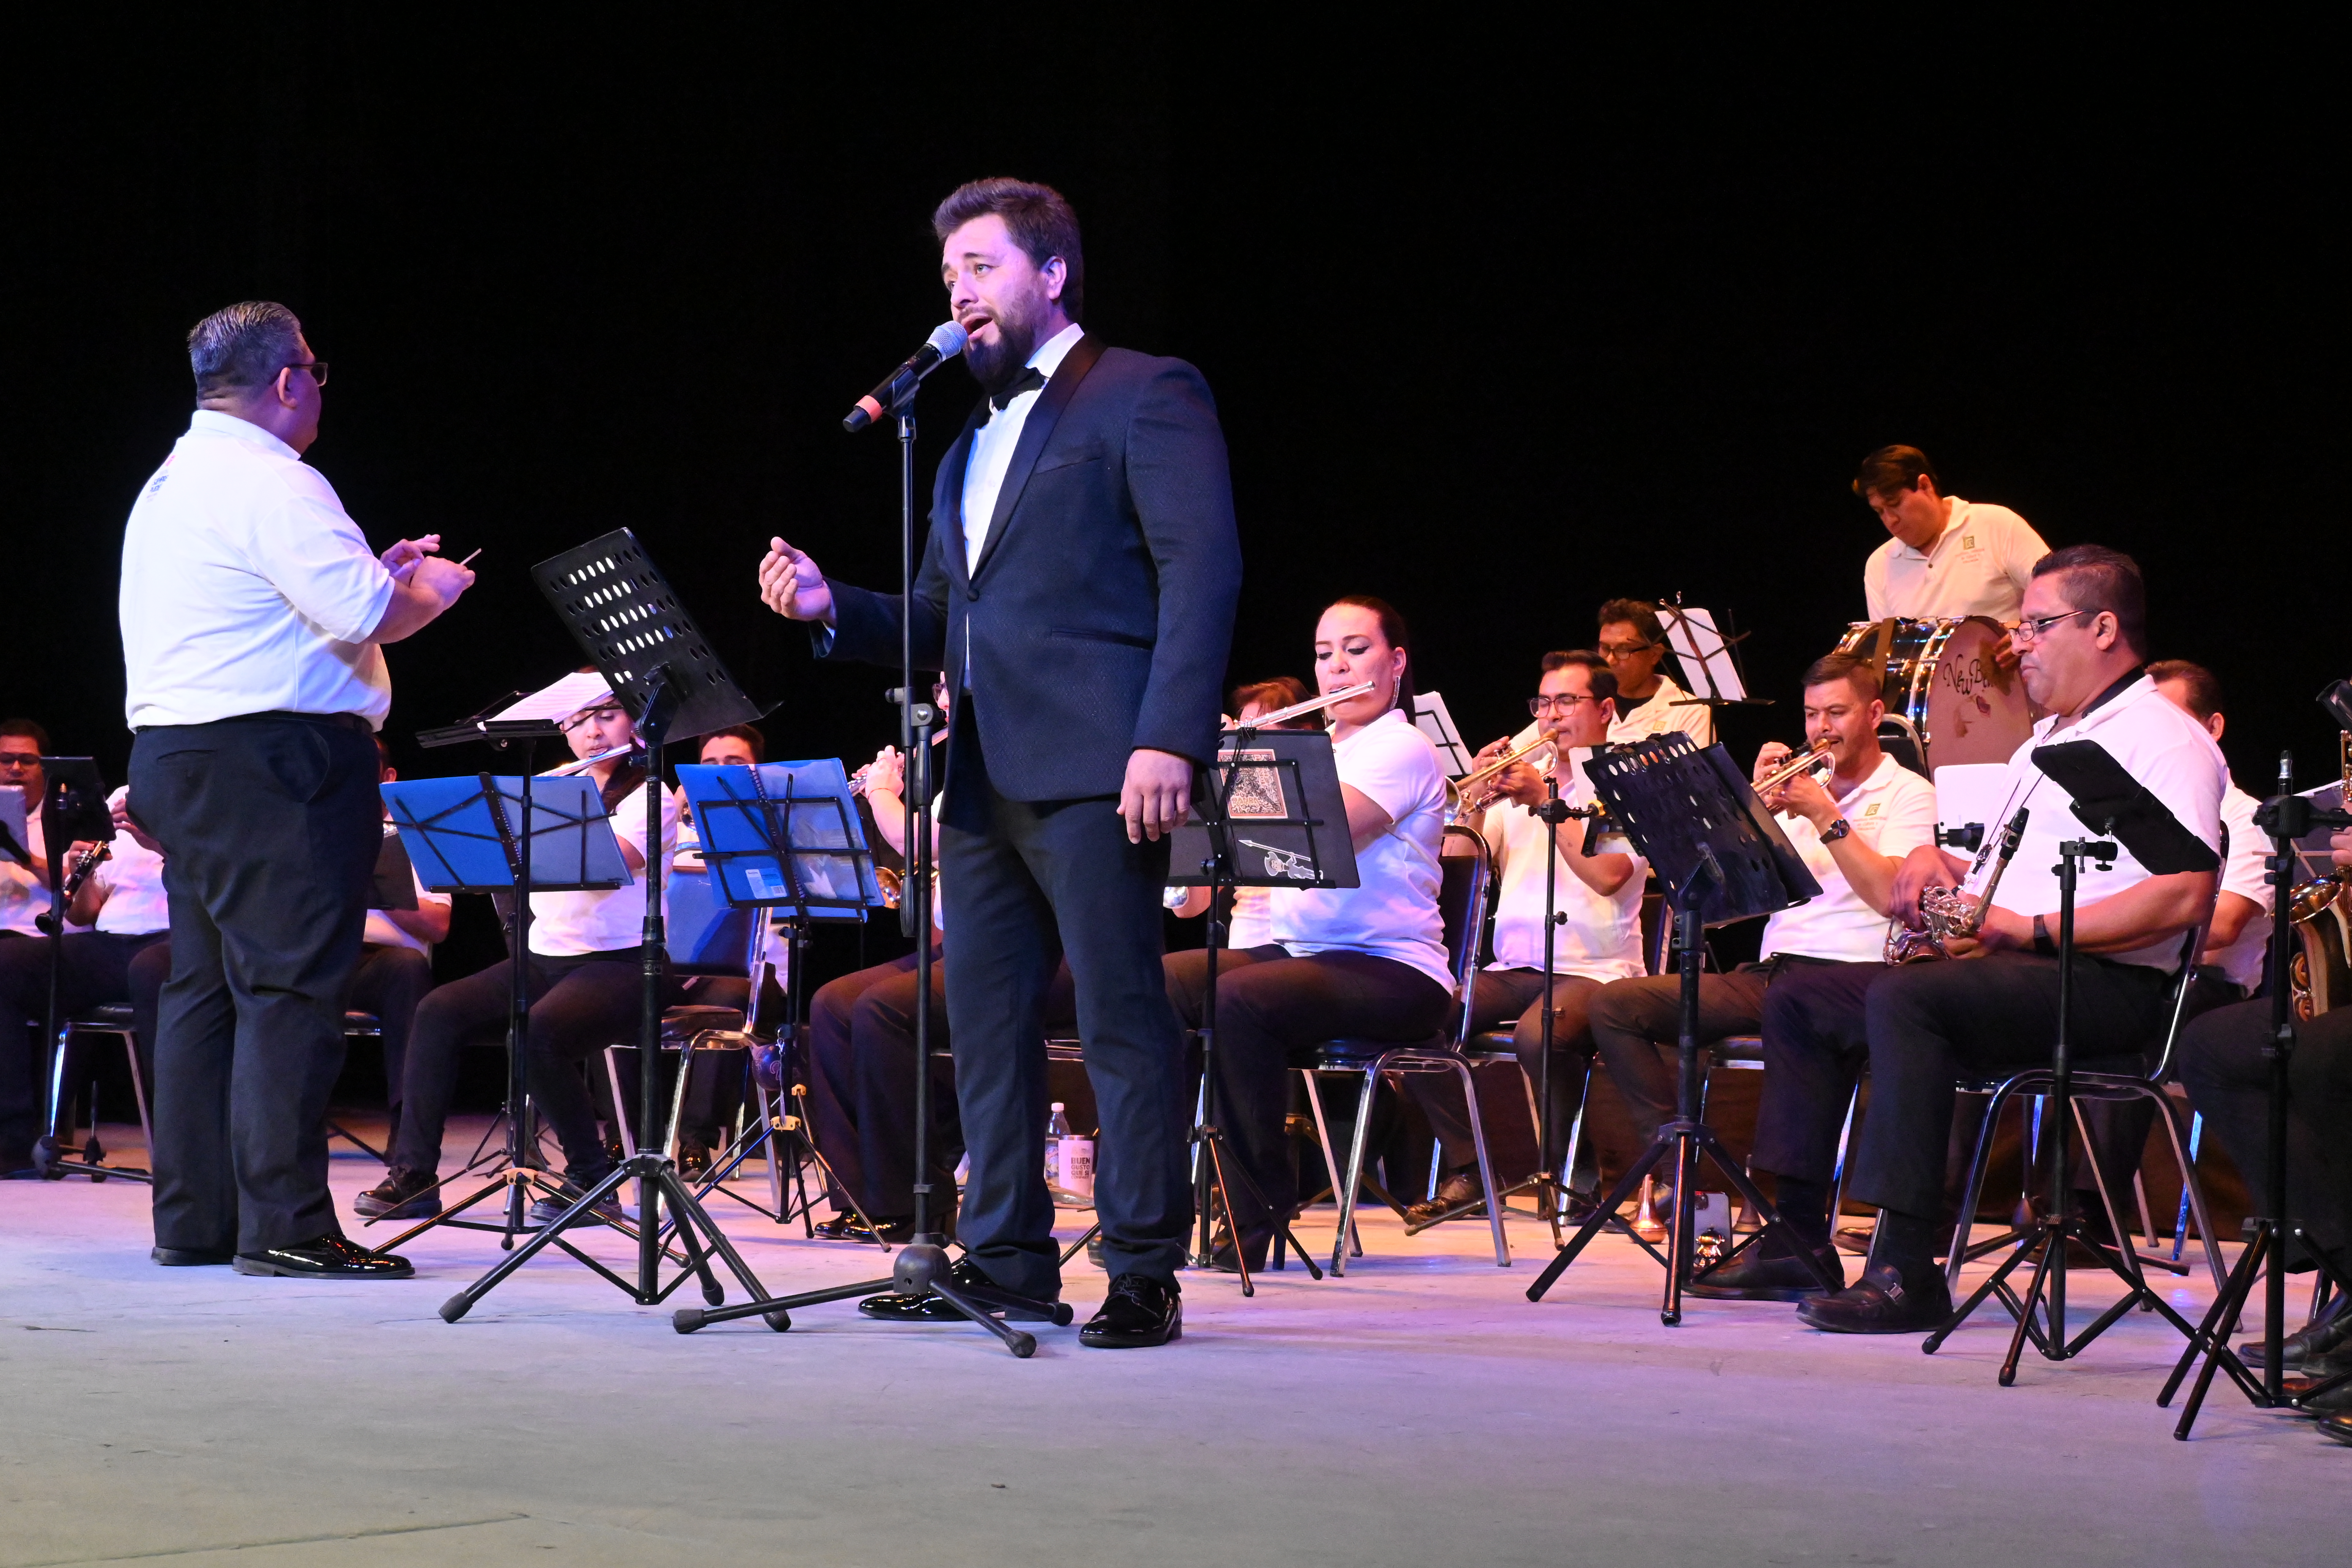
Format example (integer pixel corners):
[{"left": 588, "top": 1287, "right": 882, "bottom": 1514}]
[
  {"left": 439, "top": 531, "right": 781, "bottom": 1322},
  {"left": 2161, "top": 747, "right": 2352, "bottom": 1435},
  {"left": 1922, "top": 738, "right": 2213, "bottom": 1382},
  {"left": 365, "top": 768, "right": 628, "bottom": 1255},
  {"left": 1525, "top": 733, "right": 1834, "bottom": 1323}
]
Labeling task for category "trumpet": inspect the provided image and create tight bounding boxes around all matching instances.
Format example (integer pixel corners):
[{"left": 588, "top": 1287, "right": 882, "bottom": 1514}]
[
  {"left": 1449, "top": 736, "right": 1557, "bottom": 821},
  {"left": 1753, "top": 740, "right": 1838, "bottom": 798}
]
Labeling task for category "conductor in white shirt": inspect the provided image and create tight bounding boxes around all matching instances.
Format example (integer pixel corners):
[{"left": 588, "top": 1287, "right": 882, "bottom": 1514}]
[{"left": 118, "top": 302, "right": 473, "bottom": 1278}]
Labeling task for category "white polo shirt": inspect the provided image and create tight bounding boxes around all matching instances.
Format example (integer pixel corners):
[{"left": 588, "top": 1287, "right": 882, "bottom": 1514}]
[
  {"left": 1270, "top": 707, "right": 1451, "bottom": 989},
  {"left": 1862, "top": 498, "right": 2050, "bottom": 623},
  {"left": 1483, "top": 748, "right": 1647, "bottom": 980},
  {"left": 962, "top": 322, "right": 1085, "bottom": 574},
  {"left": 86, "top": 788, "right": 169, "bottom": 936},
  {"left": 1608, "top": 673, "right": 1714, "bottom": 747},
  {"left": 1976, "top": 674, "right": 2228, "bottom": 972},
  {"left": 2206, "top": 782, "right": 2272, "bottom": 993},
  {"left": 1760, "top": 753, "right": 1941, "bottom": 963},
  {"left": 530, "top": 776, "right": 682, "bottom": 957},
  {"left": 1, "top": 809, "right": 50, "bottom": 937},
  {"left": 120, "top": 411, "right": 395, "bottom": 730}
]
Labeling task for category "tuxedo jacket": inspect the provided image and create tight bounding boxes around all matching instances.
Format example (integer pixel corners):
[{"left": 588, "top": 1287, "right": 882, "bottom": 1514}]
[{"left": 826, "top": 336, "right": 1243, "bottom": 804}]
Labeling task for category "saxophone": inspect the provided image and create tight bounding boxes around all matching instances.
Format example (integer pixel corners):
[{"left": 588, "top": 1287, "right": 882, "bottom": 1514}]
[
  {"left": 2288, "top": 729, "right": 2352, "bottom": 1019},
  {"left": 1885, "top": 806, "right": 2031, "bottom": 964}
]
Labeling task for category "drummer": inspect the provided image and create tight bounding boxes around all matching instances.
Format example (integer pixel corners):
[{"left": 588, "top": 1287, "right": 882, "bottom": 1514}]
[{"left": 1855, "top": 445, "right": 2050, "bottom": 629}]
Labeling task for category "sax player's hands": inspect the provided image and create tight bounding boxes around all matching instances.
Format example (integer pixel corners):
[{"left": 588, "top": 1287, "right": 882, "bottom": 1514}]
[
  {"left": 1891, "top": 843, "right": 1962, "bottom": 930},
  {"left": 1945, "top": 906, "right": 2028, "bottom": 958},
  {"left": 758, "top": 537, "right": 836, "bottom": 624},
  {"left": 2333, "top": 827, "right": 2352, "bottom": 872}
]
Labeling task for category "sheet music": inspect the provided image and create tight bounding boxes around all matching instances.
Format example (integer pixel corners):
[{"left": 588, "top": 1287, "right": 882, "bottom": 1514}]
[
  {"left": 1661, "top": 606, "right": 1743, "bottom": 702},
  {"left": 1410, "top": 691, "right": 1475, "bottom": 779},
  {"left": 490, "top": 672, "right": 615, "bottom": 724}
]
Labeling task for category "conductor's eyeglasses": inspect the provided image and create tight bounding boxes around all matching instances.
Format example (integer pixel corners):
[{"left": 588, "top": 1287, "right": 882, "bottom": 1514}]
[
  {"left": 2012, "top": 607, "right": 2100, "bottom": 645},
  {"left": 1528, "top": 694, "right": 1599, "bottom": 715},
  {"left": 281, "top": 361, "right": 329, "bottom": 388}
]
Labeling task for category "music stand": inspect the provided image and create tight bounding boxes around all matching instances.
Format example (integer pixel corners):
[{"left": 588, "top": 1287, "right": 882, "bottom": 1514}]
[
  {"left": 1524, "top": 732, "right": 1835, "bottom": 1323},
  {"left": 1155, "top": 725, "right": 1358, "bottom": 1293},
  {"left": 1657, "top": 601, "right": 1774, "bottom": 723},
  {"left": 1922, "top": 737, "right": 2215, "bottom": 1381},
  {"left": 28, "top": 760, "right": 133, "bottom": 1181},
  {"left": 669, "top": 760, "right": 886, "bottom": 1235}
]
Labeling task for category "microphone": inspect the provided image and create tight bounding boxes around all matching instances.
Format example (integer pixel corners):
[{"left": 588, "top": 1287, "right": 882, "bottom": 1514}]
[{"left": 843, "top": 321, "right": 970, "bottom": 433}]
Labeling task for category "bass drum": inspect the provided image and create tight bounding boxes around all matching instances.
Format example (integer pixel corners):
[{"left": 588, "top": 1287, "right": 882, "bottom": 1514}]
[{"left": 1832, "top": 615, "right": 2036, "bottom": 772}]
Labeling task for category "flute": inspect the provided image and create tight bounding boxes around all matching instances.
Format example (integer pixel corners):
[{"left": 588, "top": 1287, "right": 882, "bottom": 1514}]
[{"left": 1228, "top": 680, "right": 1377, "bottom": 731}]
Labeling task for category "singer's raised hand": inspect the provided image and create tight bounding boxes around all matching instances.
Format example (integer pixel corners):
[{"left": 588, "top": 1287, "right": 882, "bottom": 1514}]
[{"left": 757, "top": 536, "right": 835, "bottom": 624}]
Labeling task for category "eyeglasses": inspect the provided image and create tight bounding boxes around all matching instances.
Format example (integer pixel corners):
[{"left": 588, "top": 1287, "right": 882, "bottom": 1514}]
[
  {"left": 1598, "top": 641, "right": 1657, "bottom": 660},
  {"left": 1528, "top": 694, "right": 1600, "bottom": 714},
  {"left": 2011, "top": 607, "right": 2100, "bottom": 645},
  {"left": 0, "top": 753, "right": 41, "bottom": 770},
  {"left": 281, "top": 361, "right": 330, "bottom": 388}
]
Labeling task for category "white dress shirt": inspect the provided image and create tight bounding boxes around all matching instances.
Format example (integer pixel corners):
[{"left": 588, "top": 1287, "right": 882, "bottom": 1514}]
[
  {"left": 1862, "top": 498, "right": 2050, "bottom": 623},
  {"left": 86, "top": 788, "right": 169, "bottom": 936},
  {"left": 1, "top": 809, "right": 50, "bottom": 937},
  {"left": 1482, "top": 749, "right": 1647, "bottom": 980},
  {"left": 1759, "top": 753, "right": 1941, "bottom": 963},
  {"left": 120, "top": 411, "right": 395, "bottom": 730},
  {"left": 1975, "top": 675, "right": 2228, "bottom": 972},
  {"left": 2207, "top": 782, "right": 2273, "bottom": 993},
  {"left": 961, "top": 322, "right": 1086, "bottom": 575},
  {"left": 1270, "top": 708, "right": 1452, "bottom": 989}
]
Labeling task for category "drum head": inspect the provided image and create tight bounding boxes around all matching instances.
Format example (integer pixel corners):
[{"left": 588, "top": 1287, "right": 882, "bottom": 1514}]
[{"left": 1915, "top": 615, "right": 2034, "bottom": 768}]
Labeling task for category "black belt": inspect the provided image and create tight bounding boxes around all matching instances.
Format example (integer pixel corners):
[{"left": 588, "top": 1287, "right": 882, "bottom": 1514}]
[{"left": 135, "top": 710, "right": 374, "bottom": 736}]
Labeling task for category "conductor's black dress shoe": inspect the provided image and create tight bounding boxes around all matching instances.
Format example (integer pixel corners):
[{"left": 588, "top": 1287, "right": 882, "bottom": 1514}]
[
  {"left": 1794, "top": 1261, "right": 1951, "bottom": 1334},
  {"left": 1688, "top": 1238, "right": 1845, "bottom": 1301},
  {"left": 151, "top": 1246, "right": 234, "bottom": 1266},
  {"left": 232, "top": 1234, "right": 414, "bottom": 1278},
  {"left": 1080, "top": 1273, "right": 1182, "bottom": 1348}
]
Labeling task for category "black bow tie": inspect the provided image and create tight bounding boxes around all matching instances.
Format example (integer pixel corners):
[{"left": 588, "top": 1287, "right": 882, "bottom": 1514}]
[{"left": 988, "top": 366, "right": 1046, "bottom": 413}]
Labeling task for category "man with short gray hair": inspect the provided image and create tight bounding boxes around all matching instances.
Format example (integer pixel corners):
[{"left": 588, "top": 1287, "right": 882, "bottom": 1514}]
[{"left": 120, "top": 300, "right": 474, "bottom": 1279}]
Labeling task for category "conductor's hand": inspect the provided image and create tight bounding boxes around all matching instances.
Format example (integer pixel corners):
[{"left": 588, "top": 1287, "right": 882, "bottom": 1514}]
[
  {"left": 758, "top": 537, "right": 836, "bottom": 625},
  {"left": 407, "top": 553, "right": 475, "bottom": 608},
  {"left": 1891, "top": 842, "right": 1963, "bottom": 931},
  {"left": 1120, "top": 748, "right": 1194, "bottom": 844},
  {"left": 380, "top": 534, "right": 443, "bottom": 583}
]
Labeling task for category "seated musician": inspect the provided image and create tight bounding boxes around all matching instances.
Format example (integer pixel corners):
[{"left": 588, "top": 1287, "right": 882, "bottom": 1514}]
[
  {"left": 665, "top": 722, "right": 765, "bottom": 1175},
  {"left": 0, "top": 719, "right": 57, "bottom": 941},
  {"left": 352, "top": 692, "right": 678, "bottom": 1224},
  {"left": 1397, "top": 650, "right": 1645, "bottom": 1224},
  {"left": 1585, "top": 652, "right": 1937, "bottom": 1244},
  {"left": 354, "top": 738, "right": 450, "bottom": 1154},
  {"left": 1162, "top": 596, "right": 1455, "bottom": 1273},
  {"left": 1168, "top": 677, "right": 1319, "bottom": 942},
  {"left": 2148, "top": 661, "right": 2270, "bottom": 998},
  {"left": 2177, "top": 822, "right": 2352, "bottom": 1438},
  {"left": 1854, "top": 444, "right": 2050, "bottom": 626},
  {"left": 1597, "top": 600, "right": 1713, "bottom": 746},
  {"left": 0, "top": 780, "right": 170, "bottom": 1175},
  {"left": 1794, "top": 545, "right": 2224, "bottom": 1333}
]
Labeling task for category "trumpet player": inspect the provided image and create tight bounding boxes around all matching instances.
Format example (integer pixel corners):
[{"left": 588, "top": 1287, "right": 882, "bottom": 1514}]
[
  {"left": 1791, "top": 546, "right": 2224, "bottom": 1334},
  {"left": 1401, "top": 651, "right": 1643, "bottom": 1223},
  {"left": 1586, "top": 652, "right": 1937, "bottom": 1247}
]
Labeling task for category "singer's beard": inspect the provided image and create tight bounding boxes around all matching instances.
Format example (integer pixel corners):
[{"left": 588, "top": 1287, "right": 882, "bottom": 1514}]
[{"left": 964, "top": 304, "right": 1043, "bottom": 395}]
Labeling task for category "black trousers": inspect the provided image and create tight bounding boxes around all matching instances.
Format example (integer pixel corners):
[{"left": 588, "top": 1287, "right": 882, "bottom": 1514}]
[
  {"left": 1163, "top": 945, "right": 1453, "bottom": 1239},
  {"left": 1404, "top": 968, "right": 1606, "bottom": 1181},
  {"left": 129, "top": 713, "right": 381, "bottom": 1255},
  {"left": 940, "top": 745, "right": 1190, "bottom": 1299},
  {"left": 391, "top": 947, "right": 651, "bottom": 1179},
  {"left": 0, "top": 930, "right": 169, "bottom": 1169},
  {"left": 2177, "top": 999, "right": 2352, "bottom": 1258},
  {"left": 1750, "top": 959, "right": 1886, "bottom": 1185},
  {"left": 1585, "top": 969, "right": 1775, "bottom": 1152},
  {"left": 1848, "top": 952, "right": 2175, "bottom": 1221},
  {"left": 805, "top": 947, "right": 956, "bottom": 1219}
]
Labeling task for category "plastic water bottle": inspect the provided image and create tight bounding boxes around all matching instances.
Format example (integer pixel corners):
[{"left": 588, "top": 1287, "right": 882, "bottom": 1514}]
[
  {"left": 1061, "top": 1130, "right": 1095, "bottom": 1207},
  {"left": 1044, "top": 1102, "right": 1072, "bottom": 1198}
]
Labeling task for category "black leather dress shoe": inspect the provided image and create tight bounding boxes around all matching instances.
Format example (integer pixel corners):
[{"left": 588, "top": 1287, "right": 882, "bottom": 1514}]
[
  {"left": 2242, "top": 1298, "right": 2352, "bottom": 1369},
  {"left": 857, "top": 1257, "right": 1051, "bottom": 1321},
  {"left": 1206, "top": 1221, "right": 1271, "bottom": 1275},
  {"left": 1794, "top": 1261, "right": 1952, "bottom": 1334},
  {"left": 678, "top": 1140, "right": 713, "bottom": 1180},
  {"left": 353, "top": 1165, "right": 440, "bottom": 1220},
  {"left": 152, "top": 1246, "right": 234, "bottom": 1266},
  {"left": 233, "top": 1234, "right": 414, "bottom": 1279},
  {"left": 1688, "top": 1238, "right": 1845, "bottom": 1300},
  {"left": 1081, "top": 1272, "right": 1182, "bottom": 1348},
  {"left": 1404, "top": 1169, "right": 1485, "bottom": 1226},
  {"left": 812, "top": 1213, "right": 882, "bottom": 1242}
]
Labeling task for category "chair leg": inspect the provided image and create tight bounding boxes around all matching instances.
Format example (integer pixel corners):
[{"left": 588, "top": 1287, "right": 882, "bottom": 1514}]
[
  {"left": 603, "top": 1047, "right": 636, "bottom": 1158},
  {"left": 758, "top": 1083, "right": 785, "bottom": 1218},
  {"left": 1828, "top": 1083, "right": 1859, "bottom": 1220},
  {"left": 119, "top": 1032, "right": 154, "bottom": 1159},
  {"left": 1451, "top": 1060, "right": 1509, "bottom": 1267},
  {"left": 664, "top": 1045, "right": 696, "bottom": 1162},
  {"left": 1946, "top": 1085, "right": 2015, "bottom": 1295},
  {"left": 2069, "top": 1097, "right": 2149, "bottom": 1295},
  {"left": 1330, "top": 1069, "right": 1383, "bottom": 1277},
  {"left": 1299, "top": 1070, "right": 1359, "bottom": 1258},
  {"left": 2153, "top": 1094, "right": 2226, "bottom": 1291},
  {"left": 2172, "top": 1108, "right": 2202, "bottom": 1264}
]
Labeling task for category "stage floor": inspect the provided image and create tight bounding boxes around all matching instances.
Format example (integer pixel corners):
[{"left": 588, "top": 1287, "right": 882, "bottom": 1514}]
[{"left": 2, "top": 1116, "right": 2341, "bottom": 1567}]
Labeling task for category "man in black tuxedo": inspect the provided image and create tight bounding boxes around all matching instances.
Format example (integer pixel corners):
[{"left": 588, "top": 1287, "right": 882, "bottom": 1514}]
[{"left": 758, "top": 178, "right": 1241, "bottom": 1348}]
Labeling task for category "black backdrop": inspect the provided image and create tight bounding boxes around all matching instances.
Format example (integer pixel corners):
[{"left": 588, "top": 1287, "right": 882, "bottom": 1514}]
[{"left": 8, "top": 17, "right": 2339, "bottom": 981}]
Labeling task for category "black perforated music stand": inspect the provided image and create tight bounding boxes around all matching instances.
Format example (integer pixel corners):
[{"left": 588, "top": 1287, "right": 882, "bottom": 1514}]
[{"left": 1525, "top": 732, "right": 1832, "bottom": 1323}]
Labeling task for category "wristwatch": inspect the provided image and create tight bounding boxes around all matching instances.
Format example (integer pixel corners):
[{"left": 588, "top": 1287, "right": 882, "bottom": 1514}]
[
  {"left": 2033, "top": 913, "right": 2055, "bottom": 956},
  {"left": 1818, "top": 817, "right": 1852, "bottom": 843}
]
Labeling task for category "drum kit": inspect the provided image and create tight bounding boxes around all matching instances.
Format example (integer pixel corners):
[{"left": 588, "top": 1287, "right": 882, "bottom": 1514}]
[{"left": 1831, "top": 613, "right": 2036, "bottom": 773}]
